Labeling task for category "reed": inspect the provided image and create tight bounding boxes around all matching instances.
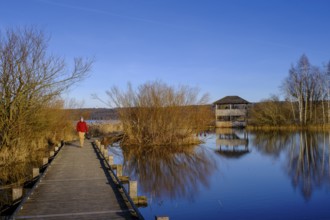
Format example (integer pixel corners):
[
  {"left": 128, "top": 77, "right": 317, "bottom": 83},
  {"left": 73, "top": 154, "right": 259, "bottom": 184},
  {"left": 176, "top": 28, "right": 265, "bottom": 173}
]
[{"left": 88, "top": 121, "right": 123, "bottom": 137}]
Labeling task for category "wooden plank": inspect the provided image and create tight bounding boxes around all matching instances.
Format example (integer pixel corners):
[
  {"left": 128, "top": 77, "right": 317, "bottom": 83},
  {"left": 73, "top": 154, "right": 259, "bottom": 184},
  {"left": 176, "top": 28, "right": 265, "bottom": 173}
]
[{"left": 13, "top": 139, "right": 139, "bottom": 219}]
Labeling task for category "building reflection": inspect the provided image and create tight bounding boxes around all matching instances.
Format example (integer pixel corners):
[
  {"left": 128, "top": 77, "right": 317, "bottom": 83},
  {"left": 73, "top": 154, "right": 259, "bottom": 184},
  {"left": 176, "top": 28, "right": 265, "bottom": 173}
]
[
  {"left": 215, "top": 128, "right": 250, "bottom": 159},
  {"left": 121, "top": 144, "right": 217, "bottom": 201}
]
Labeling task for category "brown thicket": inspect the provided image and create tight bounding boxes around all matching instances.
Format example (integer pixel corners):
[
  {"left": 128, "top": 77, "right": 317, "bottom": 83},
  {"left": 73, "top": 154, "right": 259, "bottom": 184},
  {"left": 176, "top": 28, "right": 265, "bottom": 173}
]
[
  {"left": 0, "top": 27, "right": 92, "bottom": 185},
  {"left": 249, "top": 95, "right": 293, "bottom": 126},
  {"left": 106, "top": 81, "right": 213, "bottom": 147}
]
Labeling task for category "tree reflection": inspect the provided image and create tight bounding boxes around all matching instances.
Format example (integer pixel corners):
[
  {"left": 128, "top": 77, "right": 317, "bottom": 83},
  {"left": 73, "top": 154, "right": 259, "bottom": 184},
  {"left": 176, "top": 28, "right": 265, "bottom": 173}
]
[
  {"left": 251, "top": 130, "right": 291, "bottom": 157},
  {"left": 287, "top": 131, "right": 330, "bottom": 200},
  {"left": 121, "top": 145, "right": 217, "bottom": 201},
  {"left": 251, "top": 130, "right": 330, "bottom": 200}
]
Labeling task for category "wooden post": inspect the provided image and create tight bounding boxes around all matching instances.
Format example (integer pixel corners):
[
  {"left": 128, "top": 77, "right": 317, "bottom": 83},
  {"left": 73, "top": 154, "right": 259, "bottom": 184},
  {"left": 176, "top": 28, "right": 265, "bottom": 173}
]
[
  {"left": 116, "top": 164, "right": 123, "bottom": 177},
  {"left": 32, "top": 168, "right": 39, "bottom": 178},
  {"left": 43, "top": 157, "right": 48, "bottom": 166},
  {"left": 118, "top": 176, "right": 130, "bottom": 184},
  {"left": 155, "top": 217, "right": 169, "bottom": 220},
  {"left": 101, "top": 145, "right": 105, "bottom": 154},
  {"left": 49, "top": 151, "right": 55, "bottom": 157},
  {"left": 108, "top": 155, "right": 114, "bottom": 165},
  {"left": 129, "top": 180, "right": 137, "bottom": 198},
  {"left": 12, "top": 186, "right": 23, "bottom": 201}
]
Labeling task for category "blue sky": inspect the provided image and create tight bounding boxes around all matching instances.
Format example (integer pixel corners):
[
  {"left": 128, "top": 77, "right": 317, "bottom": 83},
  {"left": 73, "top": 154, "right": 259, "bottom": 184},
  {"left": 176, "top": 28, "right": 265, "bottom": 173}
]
[{"left": 1, "top": 0, "right": 330, "bottom": 108}]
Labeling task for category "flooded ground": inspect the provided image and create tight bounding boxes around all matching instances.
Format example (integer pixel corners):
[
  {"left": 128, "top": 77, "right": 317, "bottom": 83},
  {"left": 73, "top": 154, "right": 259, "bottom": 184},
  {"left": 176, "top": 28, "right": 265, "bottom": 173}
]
[{"left": 110, "top": 129, "right": 330, "bottom": 220}]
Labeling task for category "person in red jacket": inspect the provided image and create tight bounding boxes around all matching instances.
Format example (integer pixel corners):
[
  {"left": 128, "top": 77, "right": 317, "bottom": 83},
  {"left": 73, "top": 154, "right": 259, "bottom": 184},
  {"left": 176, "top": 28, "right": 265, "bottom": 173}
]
[{"left": 76, "top": 116, "right": 88, "bottom": 147}]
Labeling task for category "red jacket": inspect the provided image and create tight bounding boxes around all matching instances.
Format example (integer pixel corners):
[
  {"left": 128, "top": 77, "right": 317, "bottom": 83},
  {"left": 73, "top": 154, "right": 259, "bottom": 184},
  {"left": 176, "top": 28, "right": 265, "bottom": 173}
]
[{"left": 76, "top": 121, "right": 88, "bottom": 132}]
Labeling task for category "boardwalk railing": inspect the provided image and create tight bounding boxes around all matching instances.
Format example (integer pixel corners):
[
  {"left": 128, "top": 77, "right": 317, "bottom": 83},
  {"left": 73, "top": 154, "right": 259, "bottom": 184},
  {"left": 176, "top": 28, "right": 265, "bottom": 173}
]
[{"left": 93, "top": 140, "right": 145, "bottom": 220}]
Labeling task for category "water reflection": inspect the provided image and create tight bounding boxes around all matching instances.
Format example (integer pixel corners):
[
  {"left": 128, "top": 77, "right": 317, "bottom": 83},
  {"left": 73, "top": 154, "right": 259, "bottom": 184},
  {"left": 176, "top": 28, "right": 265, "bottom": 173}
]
[
  {"left": 252, "top": 131, "right": 330, "bottom": 200},
  {"left": 121, "top": 145, "right": 217, "bottom": 201},
  {"left": 252, "top": 130, "right": 291, "bottom": 157},
  {"left": 215, "top": 128, "right": 250, "bottom": 159},
  {"left": 287, "top": 131, "right": 330, "bottom": 200}
]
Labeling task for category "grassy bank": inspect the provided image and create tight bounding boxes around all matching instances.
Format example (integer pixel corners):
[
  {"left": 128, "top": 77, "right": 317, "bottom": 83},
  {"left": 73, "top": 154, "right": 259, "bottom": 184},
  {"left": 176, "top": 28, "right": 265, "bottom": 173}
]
[{"left": 247, "top": 124, "right": 330, "bottom": 132}]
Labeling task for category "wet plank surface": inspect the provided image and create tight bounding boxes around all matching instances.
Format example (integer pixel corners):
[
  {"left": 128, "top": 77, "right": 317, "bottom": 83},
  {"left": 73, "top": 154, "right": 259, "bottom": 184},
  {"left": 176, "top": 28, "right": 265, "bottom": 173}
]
[{"left": 14, "top": 139, "right": 136, "bottom": 220}]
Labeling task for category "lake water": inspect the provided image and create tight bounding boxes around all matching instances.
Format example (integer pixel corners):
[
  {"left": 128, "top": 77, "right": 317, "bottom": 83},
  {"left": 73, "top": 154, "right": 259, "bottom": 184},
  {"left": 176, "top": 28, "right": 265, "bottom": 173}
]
[{"left": 109, "top": 129, "right": 330, "bottom": 220}]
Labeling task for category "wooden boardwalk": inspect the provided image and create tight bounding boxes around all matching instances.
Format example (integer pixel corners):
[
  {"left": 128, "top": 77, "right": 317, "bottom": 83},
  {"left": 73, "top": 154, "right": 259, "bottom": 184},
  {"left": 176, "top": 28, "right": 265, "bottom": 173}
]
[{"left": 12, "top": 139, "right": 141, "bottom": 220}]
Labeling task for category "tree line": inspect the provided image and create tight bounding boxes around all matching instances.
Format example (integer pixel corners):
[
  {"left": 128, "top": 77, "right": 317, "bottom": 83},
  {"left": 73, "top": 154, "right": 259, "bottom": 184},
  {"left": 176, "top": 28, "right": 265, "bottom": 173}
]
[{"left": 249, "top": 54, "right": 330, "bottom": 127}]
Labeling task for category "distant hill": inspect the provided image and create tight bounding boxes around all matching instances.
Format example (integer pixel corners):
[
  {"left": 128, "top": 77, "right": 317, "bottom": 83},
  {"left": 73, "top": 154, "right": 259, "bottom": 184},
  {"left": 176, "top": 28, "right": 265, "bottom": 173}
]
[
  {"left": 64, "top": 108, "right": 119, "bottom": 120},
  {"left": 65, "top": 105, "right": 215, "bottom": 121}
]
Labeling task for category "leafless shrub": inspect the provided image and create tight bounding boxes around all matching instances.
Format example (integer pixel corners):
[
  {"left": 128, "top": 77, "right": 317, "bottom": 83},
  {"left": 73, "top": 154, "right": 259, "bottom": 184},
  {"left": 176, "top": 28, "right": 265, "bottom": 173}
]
[{"left": 106, "top": 81, "right": 213, "bottom": 147}]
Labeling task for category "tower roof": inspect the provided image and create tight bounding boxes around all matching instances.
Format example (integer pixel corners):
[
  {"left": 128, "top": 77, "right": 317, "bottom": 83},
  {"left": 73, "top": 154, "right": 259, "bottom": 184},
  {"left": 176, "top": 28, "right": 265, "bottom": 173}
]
[{"left": 213, "top": 96, "right": 249, "bottom": 105}]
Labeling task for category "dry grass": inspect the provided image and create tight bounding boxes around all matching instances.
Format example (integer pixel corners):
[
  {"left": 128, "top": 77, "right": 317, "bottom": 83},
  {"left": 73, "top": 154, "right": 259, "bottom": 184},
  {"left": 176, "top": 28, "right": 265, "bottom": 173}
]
[
  {"left": 0, "top": 142, "right": 46, "bottom": 185},
  {"left": 88, "top": 121, "right": 123, "bottom": 137},
  {"left": 0, "top": 108, "right": 77, "bottom": 186}
]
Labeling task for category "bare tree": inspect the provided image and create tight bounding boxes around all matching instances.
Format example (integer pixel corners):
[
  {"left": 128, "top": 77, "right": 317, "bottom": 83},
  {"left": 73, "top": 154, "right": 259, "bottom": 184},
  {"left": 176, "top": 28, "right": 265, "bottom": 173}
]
[
  {"left": 282, "top": 55, "right": 321, "bottom": 125},
  {"left": 0, "top": 26, "right": 93, "bottom": 154}
]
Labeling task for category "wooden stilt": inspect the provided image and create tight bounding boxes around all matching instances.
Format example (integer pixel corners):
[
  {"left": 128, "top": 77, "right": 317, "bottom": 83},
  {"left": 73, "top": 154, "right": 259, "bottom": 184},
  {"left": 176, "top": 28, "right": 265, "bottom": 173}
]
[
  {"left": 108, "top": 155, "right": 114, "bottom": 165},
  {"left": 129, "top": 180, "right": 137, "bottom": 198},
  {"left": 116, "top": 164, "right": 123, "bottom": 177}
]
